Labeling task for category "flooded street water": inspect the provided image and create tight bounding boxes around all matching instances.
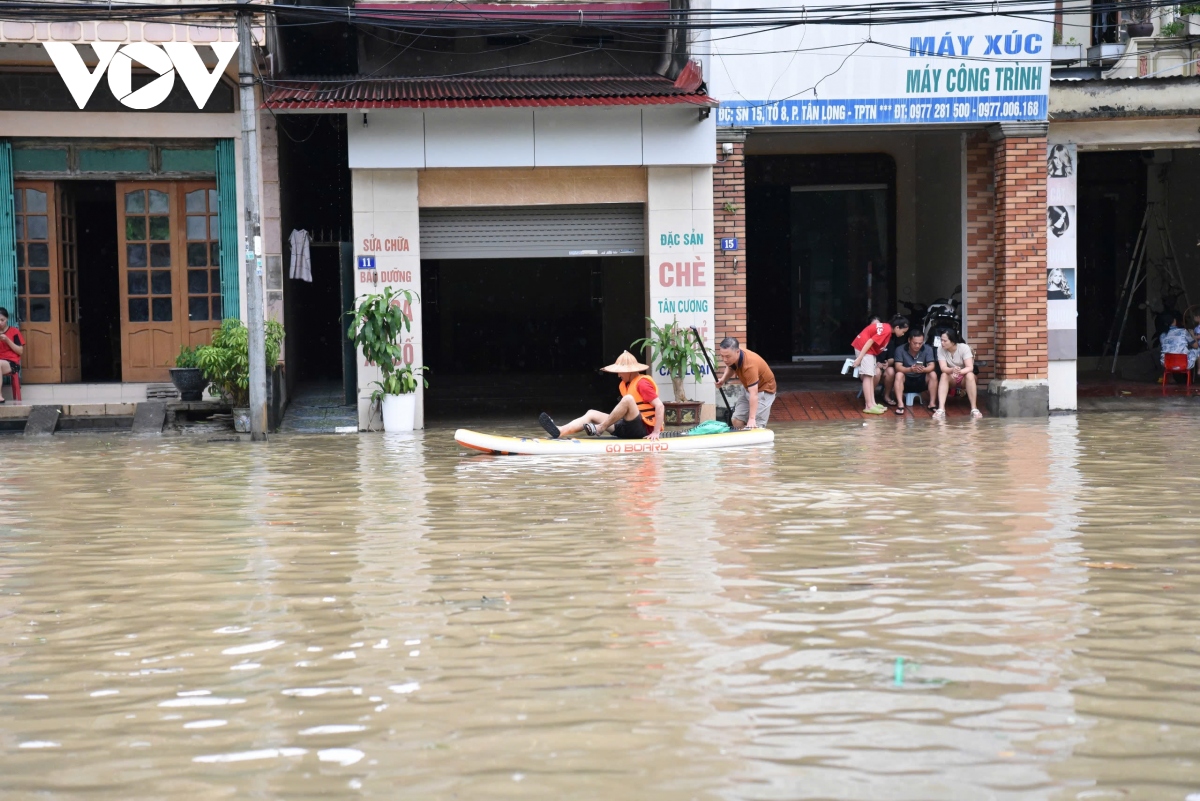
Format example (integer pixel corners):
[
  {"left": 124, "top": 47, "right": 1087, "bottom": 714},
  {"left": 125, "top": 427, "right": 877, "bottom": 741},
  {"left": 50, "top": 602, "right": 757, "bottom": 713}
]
[{"left": 3, "top": 414, "right": 1199, "bottom": 800}]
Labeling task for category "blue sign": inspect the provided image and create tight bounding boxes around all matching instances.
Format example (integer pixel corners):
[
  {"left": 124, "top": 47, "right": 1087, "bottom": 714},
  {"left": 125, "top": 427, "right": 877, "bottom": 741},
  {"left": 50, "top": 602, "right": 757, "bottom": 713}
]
[
  {"left": 721, "top": 238, "right": 739, "bottom": 252},
  {"left": 357, "top": 255, "right": 376, "bottom": 270},
  {"left": 716, "top": 95, "right": 1046, "bottom": 127}
]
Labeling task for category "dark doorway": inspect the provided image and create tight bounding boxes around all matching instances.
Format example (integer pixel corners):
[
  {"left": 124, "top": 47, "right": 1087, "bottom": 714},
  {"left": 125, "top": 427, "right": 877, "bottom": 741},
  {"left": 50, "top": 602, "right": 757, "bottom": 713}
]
[
  {"left": 72, "top": 181, "right": 120, "bottom": 382},
  {"left": 1076, "top": 152, "right": 1147, "bottom": 358},
  {"left": 278, "top": 114, "right": 353, "bottom": 399},
  {"left": 422, "top": 256, "right": 644, "bottom": 418},
  {"left": 746, "top": 154, "right": 897, "bottom": 364}
]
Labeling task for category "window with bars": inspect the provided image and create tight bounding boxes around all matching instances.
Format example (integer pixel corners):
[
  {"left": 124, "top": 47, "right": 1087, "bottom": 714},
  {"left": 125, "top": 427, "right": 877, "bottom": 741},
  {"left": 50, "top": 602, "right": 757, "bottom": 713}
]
[
  {"left": 185, "top": 188, "right": 222, "bottom": 321},
  {"left": 124, "top": 188, "right": 173, "bottom": 323},
  {"left": 15, "top": 186, "right": 52, "bottom": 324}
]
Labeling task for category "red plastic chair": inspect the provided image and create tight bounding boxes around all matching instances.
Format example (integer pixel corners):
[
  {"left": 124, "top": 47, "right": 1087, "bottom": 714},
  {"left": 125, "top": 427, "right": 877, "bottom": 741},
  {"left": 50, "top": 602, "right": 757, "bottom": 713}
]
[
  {"left": 2, "top": 370, "right": 17, "bottom": 402},
  {"left": 1162, "top": 353, "right": 1192, "bottom": 395}
]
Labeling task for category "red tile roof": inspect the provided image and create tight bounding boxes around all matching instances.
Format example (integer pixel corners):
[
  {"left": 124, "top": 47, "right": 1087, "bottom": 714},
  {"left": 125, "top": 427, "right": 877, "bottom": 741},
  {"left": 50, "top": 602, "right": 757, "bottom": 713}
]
[{"left": 262, "top": 74, "right": 717, "bottom": 110}]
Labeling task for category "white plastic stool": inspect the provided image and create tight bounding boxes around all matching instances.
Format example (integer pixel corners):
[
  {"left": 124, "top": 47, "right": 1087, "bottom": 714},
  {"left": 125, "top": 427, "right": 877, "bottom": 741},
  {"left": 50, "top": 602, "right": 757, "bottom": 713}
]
[{"left": 904, "top": 392, "right": 922, "bottom": 407}]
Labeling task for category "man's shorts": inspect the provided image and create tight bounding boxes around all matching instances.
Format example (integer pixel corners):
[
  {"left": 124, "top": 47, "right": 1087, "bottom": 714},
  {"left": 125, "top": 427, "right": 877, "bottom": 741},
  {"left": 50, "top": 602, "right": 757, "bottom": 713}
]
[
  {"left": 903, "top": 373, "right": 932, "bottom": 392},
  {"left": 859, "top": 354, "right": 879, "bottom": 376},
  {"left": 3, "top": 360, "right": 17, "bottom": 375},
  {"left": 732, "top": 389, "right": 775, "bottom": 427},
  {"left": 612, "top": 417, "right": 649, "bottom": 439}
]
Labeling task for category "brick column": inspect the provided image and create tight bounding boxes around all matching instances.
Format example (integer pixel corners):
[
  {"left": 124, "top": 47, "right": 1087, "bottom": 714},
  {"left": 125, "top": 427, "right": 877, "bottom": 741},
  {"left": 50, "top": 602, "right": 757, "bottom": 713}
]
[
  {"left": 714, "top": 129, "right": 747, "bottom": 346},
  {"left": 965, "top": 131, "right": 996, "bottom": 386},
  {"left": 988, "top": 122, "right": 1049, "bottom": 416}
]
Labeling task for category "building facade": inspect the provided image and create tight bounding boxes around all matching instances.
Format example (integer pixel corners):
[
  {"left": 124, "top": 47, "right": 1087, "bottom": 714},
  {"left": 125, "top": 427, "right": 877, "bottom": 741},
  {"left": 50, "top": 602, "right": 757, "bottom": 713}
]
[
  {"left": 0, "top": 17, "right": 259, "bottom": 404},
  {"left": 706, "top": 3, "right": 1055, "bottom": 415},
  {"left": 265, "top": 5, "right": 718, "bottom": 429}
]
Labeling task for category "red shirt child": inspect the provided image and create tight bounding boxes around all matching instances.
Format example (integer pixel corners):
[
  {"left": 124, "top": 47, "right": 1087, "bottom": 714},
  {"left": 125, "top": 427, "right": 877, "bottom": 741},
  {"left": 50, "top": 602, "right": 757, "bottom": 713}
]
[
  {"left": 0, "top": 324, "right": 23, "bottom": 367},
  {"left": 851, "top": 320, "right": 893, "bottom": 358}
]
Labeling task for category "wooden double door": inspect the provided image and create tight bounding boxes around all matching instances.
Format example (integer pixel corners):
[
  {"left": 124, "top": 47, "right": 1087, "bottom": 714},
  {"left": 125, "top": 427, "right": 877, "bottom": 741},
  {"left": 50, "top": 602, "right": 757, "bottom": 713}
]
[{"left": 14, "top": 180, "right": 223, "bottom": 383}]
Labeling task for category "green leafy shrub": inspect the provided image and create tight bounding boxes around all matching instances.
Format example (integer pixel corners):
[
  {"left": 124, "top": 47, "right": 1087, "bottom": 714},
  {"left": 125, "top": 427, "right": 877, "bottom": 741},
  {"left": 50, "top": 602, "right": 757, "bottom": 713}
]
[
  {"left": 195, "top": 318, "right": 285, "bottom": 407},
  {"left": 347, "top": 286, "right": 427, "bottom": 400},
  {"left": 631, "top": 316, "right": 706, "bottom": 402},
  {"left": 175, "top": 345, "right": 201, "bottom": 369}
]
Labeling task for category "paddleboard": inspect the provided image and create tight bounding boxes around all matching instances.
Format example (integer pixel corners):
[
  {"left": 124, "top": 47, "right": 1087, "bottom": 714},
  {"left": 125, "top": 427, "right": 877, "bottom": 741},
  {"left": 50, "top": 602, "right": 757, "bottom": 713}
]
[{"left": 455, "top": 427, "right": 774, "bottom": 456}]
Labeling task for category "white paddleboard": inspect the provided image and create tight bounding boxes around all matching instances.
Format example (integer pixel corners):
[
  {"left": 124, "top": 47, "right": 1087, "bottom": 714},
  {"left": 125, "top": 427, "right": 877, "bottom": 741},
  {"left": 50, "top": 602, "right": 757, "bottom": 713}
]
[{"left": 455, "top": 427, "right": 774, "bottom": 456}]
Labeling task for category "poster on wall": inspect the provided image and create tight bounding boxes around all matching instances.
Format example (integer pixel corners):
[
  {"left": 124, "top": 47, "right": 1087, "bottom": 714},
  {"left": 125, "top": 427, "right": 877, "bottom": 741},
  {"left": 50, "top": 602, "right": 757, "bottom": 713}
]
[
  {"left": 1046, "top": 141, "right": 1077, "bottom": 298},
  {"left": 711, "top": 4, "right": 1053, "bottom": 127}
]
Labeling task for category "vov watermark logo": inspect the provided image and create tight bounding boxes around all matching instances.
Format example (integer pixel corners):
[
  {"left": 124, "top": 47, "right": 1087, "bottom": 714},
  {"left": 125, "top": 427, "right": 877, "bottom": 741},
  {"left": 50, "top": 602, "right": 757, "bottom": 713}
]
[{"left": 44, "top": 42, "right": 238, "bottom": 110}]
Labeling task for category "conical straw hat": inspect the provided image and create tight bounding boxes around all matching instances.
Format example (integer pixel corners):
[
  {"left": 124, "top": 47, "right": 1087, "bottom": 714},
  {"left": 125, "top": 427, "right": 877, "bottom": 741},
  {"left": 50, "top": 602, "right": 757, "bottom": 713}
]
[{"left": 601, "top": 350, "right": 650, "bottom": 373}]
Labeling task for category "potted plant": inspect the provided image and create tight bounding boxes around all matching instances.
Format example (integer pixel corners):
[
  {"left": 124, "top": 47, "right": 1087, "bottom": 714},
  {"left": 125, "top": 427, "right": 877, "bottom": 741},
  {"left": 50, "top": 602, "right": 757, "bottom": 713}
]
[
  {"left": 195, "top": 318, "right": 286, "bottom": 432},
  {"left": 1123, "top": 2, "right": 1154, "bottom": 37},
  {"left": 348, "top": 287, "right": 427, "bottom": 432},
  {"left": 169, "top": 345, "right": 207, "bottom": 402},
  {"left": 631, "top": 316, "right": 707, "bottom": 425}
]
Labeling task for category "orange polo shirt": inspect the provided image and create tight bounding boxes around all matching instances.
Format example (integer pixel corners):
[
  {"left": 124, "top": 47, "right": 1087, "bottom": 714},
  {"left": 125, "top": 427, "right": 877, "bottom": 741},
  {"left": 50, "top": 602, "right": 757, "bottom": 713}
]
[{"left": 732, "top": 348, "right": 776, "bottom": 395}]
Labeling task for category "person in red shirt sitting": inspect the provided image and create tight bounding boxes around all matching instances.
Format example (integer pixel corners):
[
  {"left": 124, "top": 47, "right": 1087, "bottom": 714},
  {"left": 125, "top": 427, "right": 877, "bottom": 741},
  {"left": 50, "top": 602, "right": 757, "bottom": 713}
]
[
  {"left": 850, "top": 315, "right": 900, "bottom": 414},
  {"left": 538, "top": 350, "right": 665, "bottom": 441},
  {"left": 0, "top": 307, "right": 23, "bottom": 404}
]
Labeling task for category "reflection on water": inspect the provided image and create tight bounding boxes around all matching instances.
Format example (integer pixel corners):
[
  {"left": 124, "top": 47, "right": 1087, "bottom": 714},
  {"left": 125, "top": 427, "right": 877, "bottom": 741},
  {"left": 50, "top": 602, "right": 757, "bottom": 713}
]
[{"left": 2, "top": 415, "right": 1199, "bottom": 800}]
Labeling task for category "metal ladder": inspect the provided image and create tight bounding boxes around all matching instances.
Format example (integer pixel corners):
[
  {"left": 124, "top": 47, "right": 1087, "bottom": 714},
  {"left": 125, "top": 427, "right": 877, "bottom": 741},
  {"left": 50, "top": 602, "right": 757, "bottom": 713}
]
[{"left": 1101, "top": 202, "right": 1190, "bottom": 373}]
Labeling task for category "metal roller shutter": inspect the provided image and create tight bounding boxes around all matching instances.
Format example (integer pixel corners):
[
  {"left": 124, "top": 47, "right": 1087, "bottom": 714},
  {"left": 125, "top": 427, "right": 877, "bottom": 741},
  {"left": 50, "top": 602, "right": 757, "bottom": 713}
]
[{"left": 419, "top": 203, "right": 644, "bottom": 260}]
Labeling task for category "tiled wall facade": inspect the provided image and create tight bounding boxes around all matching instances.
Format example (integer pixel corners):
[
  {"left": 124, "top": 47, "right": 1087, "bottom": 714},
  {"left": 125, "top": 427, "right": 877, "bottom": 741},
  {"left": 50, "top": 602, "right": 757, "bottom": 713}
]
[
  {"left": 965, "top": 132, "right": 996, "bottom": 385},
  {"left": 713, "top": 138, "right": 747, "bottom": 346},
  {"left": 992, "top": 133, "right": 1049, "bottom": 382}
]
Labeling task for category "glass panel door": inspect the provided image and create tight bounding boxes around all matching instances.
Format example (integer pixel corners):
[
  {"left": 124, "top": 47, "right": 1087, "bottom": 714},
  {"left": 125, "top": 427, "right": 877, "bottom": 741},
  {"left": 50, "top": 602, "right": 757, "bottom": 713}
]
[
  {"left": 790, "top": 185, "right": 890, "bottom": 357},
  {"left": 14, "top": 181, "right": 61, "bottom": 383},
  {"left": 117, "top": 183, "right": 180, "bottom": 382},
  {"left": 182, "top": 183, "right": 222, "bottom": 348},
  {"left": 58, "top": 185, "right": 81, "bottom": 382}
]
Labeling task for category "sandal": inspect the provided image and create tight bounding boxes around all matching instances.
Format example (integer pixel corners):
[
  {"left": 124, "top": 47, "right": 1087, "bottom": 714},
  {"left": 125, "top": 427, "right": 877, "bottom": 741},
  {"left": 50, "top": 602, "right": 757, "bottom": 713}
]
[
  {"left": 970, "top": 408, "right": 983, "bottom": 419},
  {"left": 863, "top": 406, "right": 885, "bottom": 415},
  {"left": 884, "top": 396, "right": 897, "bottom": 406},
  {"left": 894, "top": 406, "right": 905, "bottom": 415},
  {"left": 538, "top": 412, "right": 561, "bottom": 439},
  {"left": 932, "top": 408, "right": 946, "bottom": 419}
]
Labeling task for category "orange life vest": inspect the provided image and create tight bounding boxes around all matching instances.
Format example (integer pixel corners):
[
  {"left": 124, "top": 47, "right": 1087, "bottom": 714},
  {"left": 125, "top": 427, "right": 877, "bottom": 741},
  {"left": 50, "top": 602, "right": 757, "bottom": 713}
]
[{"left": 619, "top": 375, "right": 658, "bottom": 428}]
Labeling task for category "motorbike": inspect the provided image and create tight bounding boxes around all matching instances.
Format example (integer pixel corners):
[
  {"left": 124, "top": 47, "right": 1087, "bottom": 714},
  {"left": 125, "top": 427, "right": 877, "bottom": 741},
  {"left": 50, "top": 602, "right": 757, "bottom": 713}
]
[{"left": 922, "top": 285, "right": 962, "bottom": 343}]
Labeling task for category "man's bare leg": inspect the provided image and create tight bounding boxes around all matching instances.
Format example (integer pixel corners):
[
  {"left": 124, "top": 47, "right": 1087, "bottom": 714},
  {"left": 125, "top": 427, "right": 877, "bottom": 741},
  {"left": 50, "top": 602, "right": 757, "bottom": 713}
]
[
  {"left": 558, "top": 396, "right": 638, "bottom": 437},
  {"left": 893, "top": 371, "right": 906, "bottom": 409}
]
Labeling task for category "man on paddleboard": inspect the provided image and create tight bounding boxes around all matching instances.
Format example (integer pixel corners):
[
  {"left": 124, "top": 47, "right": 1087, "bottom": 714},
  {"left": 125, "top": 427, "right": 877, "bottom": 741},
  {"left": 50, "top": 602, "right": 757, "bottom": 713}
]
[
  {"left": 715, "top": 338, "right": 776, "bottom": 429},
  {"left": 539, "top": 351, "right": 664, "bottom": 441}
]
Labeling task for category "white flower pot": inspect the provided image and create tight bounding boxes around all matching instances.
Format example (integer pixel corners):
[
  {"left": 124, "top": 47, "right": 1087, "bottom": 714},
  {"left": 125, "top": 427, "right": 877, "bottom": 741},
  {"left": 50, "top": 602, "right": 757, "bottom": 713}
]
[{"left": 381, "top": 393, "right": 416, "bottom": 432}]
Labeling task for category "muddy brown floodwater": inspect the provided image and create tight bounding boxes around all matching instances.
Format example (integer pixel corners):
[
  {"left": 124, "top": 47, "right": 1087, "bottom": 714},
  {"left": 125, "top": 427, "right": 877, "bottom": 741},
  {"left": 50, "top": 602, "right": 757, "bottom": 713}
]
[{"left": 2, "top": 414, "right": 1199, "bottom": 800}]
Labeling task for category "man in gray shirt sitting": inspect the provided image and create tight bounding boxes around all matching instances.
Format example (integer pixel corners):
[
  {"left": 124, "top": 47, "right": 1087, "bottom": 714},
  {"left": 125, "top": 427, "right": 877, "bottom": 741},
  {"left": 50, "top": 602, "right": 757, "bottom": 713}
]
[{"left": 891, "top": 331, "right": 937, "bottom": 415}]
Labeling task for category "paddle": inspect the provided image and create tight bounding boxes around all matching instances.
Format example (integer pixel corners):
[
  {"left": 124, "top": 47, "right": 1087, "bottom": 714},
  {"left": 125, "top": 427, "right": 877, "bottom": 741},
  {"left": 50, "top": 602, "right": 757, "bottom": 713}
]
[{"left": 690, "top": 326, "right": 734, "bottom": 425}]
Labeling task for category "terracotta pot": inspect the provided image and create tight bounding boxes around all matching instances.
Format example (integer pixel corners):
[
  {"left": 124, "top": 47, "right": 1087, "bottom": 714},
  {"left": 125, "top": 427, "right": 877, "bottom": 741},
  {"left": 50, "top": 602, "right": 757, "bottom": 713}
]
[{"left": 1126, "top": 21, "right": 1154, "bottom": 37}]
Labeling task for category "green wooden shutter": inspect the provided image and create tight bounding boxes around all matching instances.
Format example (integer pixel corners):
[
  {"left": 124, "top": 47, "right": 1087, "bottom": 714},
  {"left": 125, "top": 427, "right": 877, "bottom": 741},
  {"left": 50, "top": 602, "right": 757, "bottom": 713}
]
[
  {"left": 0, "top": 141, "right": 15, "bottom": 322},
  {"left": 215, "top": 139, "right": 240, "bottom": 321}
]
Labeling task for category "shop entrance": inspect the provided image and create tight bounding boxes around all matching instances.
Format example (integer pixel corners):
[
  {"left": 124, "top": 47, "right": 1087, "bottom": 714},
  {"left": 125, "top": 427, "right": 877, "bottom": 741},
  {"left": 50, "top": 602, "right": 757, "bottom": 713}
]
[
  {"left": 73, "top": 182, "right": 120, "bottom": 381},
  {"left": 1076, "top": 148, "right": 1200, "bottom": 386},
  {"left": 421, "top": 256, "right": 644, "bottom": 418},
  {"left": 417, "top": 202, "right": 647, "bottom": 418},
  {"left": 15, "top": 179, "right": 221, "bottom": 384},
  {"left": 747, "top": 154, "right": 898, "bottom": 365},
  {"left": 277, "top": 114, "right": 355, "bottom": 407}
]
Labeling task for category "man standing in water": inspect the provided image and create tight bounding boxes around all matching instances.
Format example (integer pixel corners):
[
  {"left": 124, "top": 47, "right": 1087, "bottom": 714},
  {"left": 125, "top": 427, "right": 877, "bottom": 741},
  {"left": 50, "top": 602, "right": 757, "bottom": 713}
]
[
  {"left": 539, "top": 351, "right": 664, "bottom": 440},
  {"left": 715, "top": 337, "right": 776, "bottom": 429}
]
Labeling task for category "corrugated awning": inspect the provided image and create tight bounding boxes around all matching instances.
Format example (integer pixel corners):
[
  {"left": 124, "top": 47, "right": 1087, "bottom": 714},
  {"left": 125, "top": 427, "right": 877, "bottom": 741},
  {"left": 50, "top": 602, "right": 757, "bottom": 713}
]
[{"left": 262, "top": 74, "right": 717, "bottom": 110}]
